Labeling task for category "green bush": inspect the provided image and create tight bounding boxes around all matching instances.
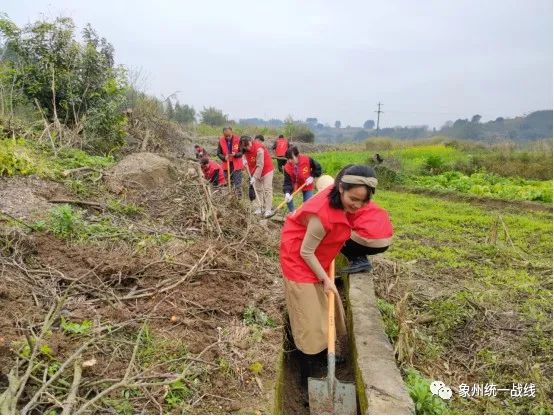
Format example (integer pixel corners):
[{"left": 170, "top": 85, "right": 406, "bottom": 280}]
[
  {"left": 421, "top": 155, "right": 447, "bottom": 175},
  {"left": 0, "top": 16, "right": 128, "bottom": 154},
  {"left": 374, "top": 165, "right": 404, "bottom": 189},
  {"left": 47, "top": 205, "right": 84, "bottom": 239},
  {"left": 0, "top": 138, "right": 36, "bottom": 176}
]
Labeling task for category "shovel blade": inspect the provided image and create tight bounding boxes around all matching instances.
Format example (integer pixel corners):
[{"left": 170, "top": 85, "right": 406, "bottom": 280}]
[{"left": 308, "top": 377, "right": 357, "bottom": 415}]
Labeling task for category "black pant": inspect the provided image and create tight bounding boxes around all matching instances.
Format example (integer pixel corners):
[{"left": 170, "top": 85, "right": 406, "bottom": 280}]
[
  {"left": 277, "top": 158, "right": 286, "bottom": 173},
  {"left": 224, "top": 168, "right": 243, "bottom": 196},
  {"left": 340, "top": 239, "right": 389, "bottom": 261},
  {"left": 298, "top": 350, "right": 326, "bottom": 388}
]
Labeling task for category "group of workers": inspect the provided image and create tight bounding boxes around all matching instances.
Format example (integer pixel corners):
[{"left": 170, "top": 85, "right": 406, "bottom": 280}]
[
  {"left": 195, "top": 126, "right": 394, "bottom": 389},
  {"left": 197, "top": 126, "right": 321, "bottom": 217}
]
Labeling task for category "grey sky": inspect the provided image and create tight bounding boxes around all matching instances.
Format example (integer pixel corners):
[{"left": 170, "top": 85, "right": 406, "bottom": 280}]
[{"left": 3, "top": 0, "right": 553, "bottom": 128}]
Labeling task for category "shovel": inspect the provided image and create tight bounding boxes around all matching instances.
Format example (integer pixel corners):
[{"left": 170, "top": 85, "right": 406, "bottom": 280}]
[
  {"left": 308, "top": 260, "right": 357, "bottom": 414},
  {"left": 243, "top": 156, "right": 263, "bottom": 208},
  {"left": 226, "top": 158, "right": 231, "bottom": 192},
  {"left": 265, "top": 183, "right": 307, "bottom": 219}
]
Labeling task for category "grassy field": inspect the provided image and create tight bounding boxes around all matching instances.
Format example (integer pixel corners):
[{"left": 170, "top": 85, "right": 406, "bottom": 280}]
[
  {"left": 312, "top": 141, "right": 552, "bottom": 204},
  {"left": 305, "top": 140, "right": 552, "bottom": 414},
  {"left": 371, "top": 189, "right": 552, "bottom": 414}
]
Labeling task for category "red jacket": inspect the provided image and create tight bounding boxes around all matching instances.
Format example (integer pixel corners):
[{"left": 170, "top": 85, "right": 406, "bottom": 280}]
[
  {"left": 202, "top": 160, "right": 226, "bottom": 186},
  {"left": 284, "top": 154, "right": 314, "bottom": 191},
  {"left": 346, "top": 202, "right": 393, "bottom": 240},
  {"left": 280, "top": 187, "right": 351, "bottom": 283},
  {"left": 275, "top": 137, "right": 288, "bottom": 157},
  {"left": 219, "top": 135, "right": 244, "bottom": 171},
  {"left": 244, "top": 140, "right": 274, "bottom": 177}
]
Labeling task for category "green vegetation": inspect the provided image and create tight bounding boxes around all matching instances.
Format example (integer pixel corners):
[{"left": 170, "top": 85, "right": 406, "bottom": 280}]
[
  {"left": 0, "top": 138, "right": 115, "bottom": 179},
  {"left": 404, "top": 368, "right": 448, "bottom": 415},
  {"left": 408, "top": 171, "right": 552, "bottom": 202},
  {"left": 60, "top": 317, "right": 93, "bottom": 335},
  {"left": 0, "top": 16, "right": 127, "bottom": 153},
  {"left": 374, "top": 189, "right": 552, "bottom": 414},
  {"left": 33, "top": 204, "right": 151, "bottom": 244},
  {"left": 315, "top": 150, "right": 371, "bottom": 176},
  {"left": 0, "top": 138, "right": 39, "bottom": 176},
  {"left": 242, "top": 305, "right": 276, "bottom": 328},
  {"left": 376, "top": 298, "right": 399, "bottom": 343},
  {"left": 315, "top": 139, "right": 552, "bottom": 203}
]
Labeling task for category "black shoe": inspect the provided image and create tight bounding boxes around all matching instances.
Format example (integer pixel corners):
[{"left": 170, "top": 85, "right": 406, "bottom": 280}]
[{"left": 340, "top": 257, "right": 372, "bottom": 274}]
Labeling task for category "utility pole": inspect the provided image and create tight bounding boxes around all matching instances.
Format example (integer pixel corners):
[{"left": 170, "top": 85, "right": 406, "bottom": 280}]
[{"left": 375, "top": 102, "right": 383, "bottom": 135}]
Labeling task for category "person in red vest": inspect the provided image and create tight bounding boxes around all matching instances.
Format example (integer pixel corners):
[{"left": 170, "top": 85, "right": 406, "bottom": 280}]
[
  {"left": 340, "top": 198, "right": 393, "bottom": 274},
  {"left": 200, "top": 157, "right": 226, "bottom": 187},
  {"left": 194, "top": 144, "right": 208, "bottom": 159},
  {"left": 280, "top": 164, "right": 377, "bottom": 387},
  {"left": 283, "top": 146, "right": 322, "bottom": 212},
  {"left": 216, "top": 127, "right": 244, "bottom": 195},
  {"left": 271, "top": 134, "right": 289, "bottom": 172},
  {"left": 240, "top": 136, "right": 275, "bottom": 217}
]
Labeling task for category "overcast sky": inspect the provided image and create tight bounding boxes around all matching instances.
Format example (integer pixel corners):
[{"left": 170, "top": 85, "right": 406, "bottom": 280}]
[{"left": 3, "top": 0, "right": 553, "bottom": 128}]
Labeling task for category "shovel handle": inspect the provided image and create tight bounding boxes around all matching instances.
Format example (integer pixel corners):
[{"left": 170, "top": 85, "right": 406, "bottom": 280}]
[
  {"left": 276, "top": 183, "right": 307, "bottom": 211},
  {"left": 226, "top": 158, "right": 231, "bottom": 191},
  {"left": 327, "top": 260, "right": 336, "bottom": 355}
]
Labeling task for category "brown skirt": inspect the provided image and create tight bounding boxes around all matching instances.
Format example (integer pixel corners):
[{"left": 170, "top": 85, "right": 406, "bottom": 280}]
[{"left": 283, "top": 278, "right": 347, "bottom": 355}]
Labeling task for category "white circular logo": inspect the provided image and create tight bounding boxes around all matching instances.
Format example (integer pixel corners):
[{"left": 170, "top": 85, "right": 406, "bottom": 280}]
[
  {"left": 430, "top": 380, "right": 445, "bottom": 395},
  {"left": 438, "top": 386, "right": 453, "bottom": 400}
]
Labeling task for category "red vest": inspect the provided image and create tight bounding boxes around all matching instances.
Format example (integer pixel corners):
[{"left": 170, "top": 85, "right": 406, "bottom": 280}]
[
  {"left": 280, "top": 187, "right": 351, "bottom": 283},
  {"left": 202, "top": 160, "right": 226, "bottom": 185},
  {"left": 244, "top": 141, "right": 274, "bottom": 177},
  {"left": 346, "top": 201, "right": 393, "bottom": 240},
  {"left": 275, "top": 138, "right": 288, "bottom": 157},
  {"left": 219, "top": 135, "right": 244, "bottom": 171},
  {"left": 284, "top": 154, "right": 314, "bottom": 191}
]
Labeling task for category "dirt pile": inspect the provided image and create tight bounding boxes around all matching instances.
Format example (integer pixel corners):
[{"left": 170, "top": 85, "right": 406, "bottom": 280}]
[{"left": 105, "top": 152, "right": 178, "bottom": 194}]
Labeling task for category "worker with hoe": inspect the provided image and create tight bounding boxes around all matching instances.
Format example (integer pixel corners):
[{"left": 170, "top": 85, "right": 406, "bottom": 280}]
[
  {"left": 200, "top": 157, "right": 226, "bottom": 188},
  {"left": 240, "top": 135, "right": 275, "bottom": 217},
  {"left": 340, "top": 193, "right": 393, "bottom": 273},
  {"left": 271, "top": 134, "right": 289, "bottom": 173},
  {"left": 282, "top": 146, "right": 322, "bottom": 212},
  {"left": 279, "top": 164, "right": 377, "bottom": 387},
  {"left": 217, "top": 126, "right": 243, "bottom": 196}
]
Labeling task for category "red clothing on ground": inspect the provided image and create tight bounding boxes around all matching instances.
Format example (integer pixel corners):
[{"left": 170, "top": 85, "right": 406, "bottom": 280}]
[
  {"left": 280, "top": 187, "right": 351, "bottom": 283},
  {"left": 346, "top": 202, "right": 393, "bottom": 239}
]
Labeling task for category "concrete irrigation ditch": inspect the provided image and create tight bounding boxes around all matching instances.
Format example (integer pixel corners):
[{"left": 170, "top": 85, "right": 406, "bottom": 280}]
[{"left": 273, "top": 262, "right": 414, "bottom": 414}]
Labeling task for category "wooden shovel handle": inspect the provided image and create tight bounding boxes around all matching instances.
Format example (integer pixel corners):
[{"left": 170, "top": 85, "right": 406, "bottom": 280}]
[
  {"left": 226, "top": 158, "right": 231, "bottom": 190},
  {"left": 327, "top": 260, "right": 336, "bottom": 355},
  {"left": 276, "top": 183, "right": 307, "bottom": 211}
]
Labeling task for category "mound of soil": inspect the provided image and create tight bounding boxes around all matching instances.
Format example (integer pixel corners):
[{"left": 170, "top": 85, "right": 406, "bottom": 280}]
[{"left": 105, "top": 152, "right": 178, "bottom": 194}]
